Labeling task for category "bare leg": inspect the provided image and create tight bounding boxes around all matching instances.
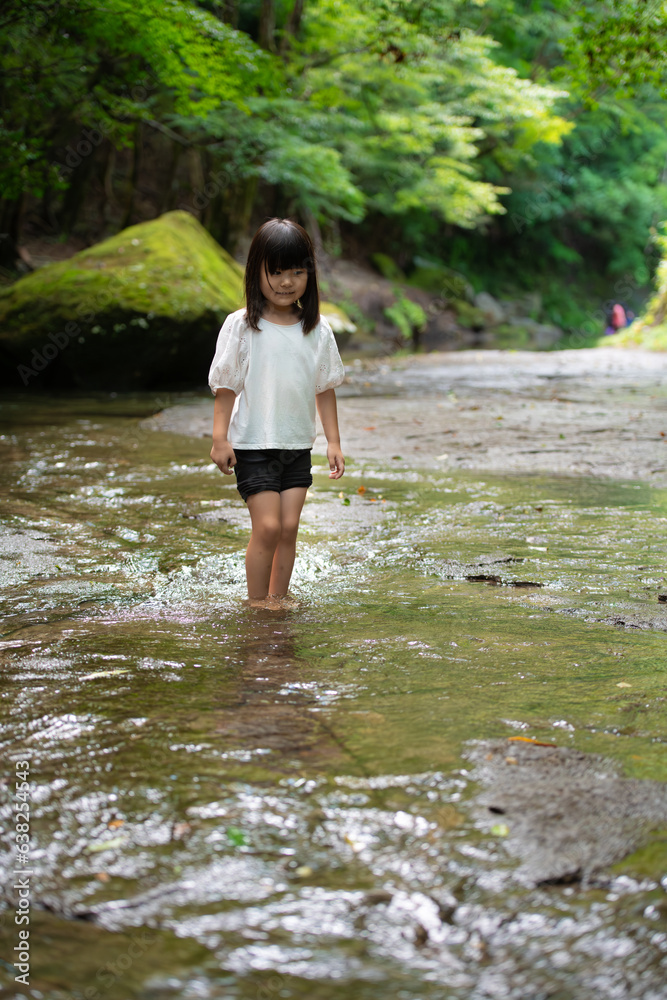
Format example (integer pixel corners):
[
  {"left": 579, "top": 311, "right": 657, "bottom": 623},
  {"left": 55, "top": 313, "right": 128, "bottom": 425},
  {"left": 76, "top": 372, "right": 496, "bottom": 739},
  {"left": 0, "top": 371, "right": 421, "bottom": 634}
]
[
  {"left": 268, "top": 487, "right": 308, "bottom": 597},
  {"left": 245, "top": 491, "right": 282, "bottom": 600}
]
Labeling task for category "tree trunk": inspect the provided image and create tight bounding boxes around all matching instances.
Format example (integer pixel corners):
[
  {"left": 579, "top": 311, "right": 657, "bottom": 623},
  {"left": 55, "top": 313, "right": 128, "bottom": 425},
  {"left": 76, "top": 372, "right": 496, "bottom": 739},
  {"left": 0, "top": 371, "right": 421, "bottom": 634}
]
[
  {"left": 303, "top": 207, "right": 330, "bottom": 278},
  {"left": 0, "top": 197, "right": 22, "bottom": 273},
  {"left": 219, "top": 0, "right": 239, "bottom": 27},
  {"left": 258, "top": 0, "right": 276, "bottom": 51},
  {"left": 281, "top": 0, "right": 304, "bottom": 54}
]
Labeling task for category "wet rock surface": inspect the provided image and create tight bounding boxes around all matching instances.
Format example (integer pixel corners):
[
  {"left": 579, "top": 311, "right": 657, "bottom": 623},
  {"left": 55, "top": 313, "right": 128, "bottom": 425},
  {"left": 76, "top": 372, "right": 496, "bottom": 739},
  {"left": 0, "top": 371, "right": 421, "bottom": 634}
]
[
  {"left": 466, "top": 739, "right": 667, "bottom": 887},
  {"left": 155, "top": 347, "right": 667, "bottom": 486}
]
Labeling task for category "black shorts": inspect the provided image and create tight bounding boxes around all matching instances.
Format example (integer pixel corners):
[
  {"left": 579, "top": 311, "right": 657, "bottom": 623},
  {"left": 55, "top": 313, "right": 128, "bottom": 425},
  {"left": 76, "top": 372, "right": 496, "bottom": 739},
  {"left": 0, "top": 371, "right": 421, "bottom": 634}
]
[{"left": 234, "top": 448, "right": 313, "bottom": 502}]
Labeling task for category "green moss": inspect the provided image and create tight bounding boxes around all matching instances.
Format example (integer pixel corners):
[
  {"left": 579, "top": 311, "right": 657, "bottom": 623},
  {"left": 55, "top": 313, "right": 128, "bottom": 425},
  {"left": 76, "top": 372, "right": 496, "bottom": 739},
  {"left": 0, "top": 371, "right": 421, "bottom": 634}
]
[
  {"left": 0, "top": 211, "right": 244, "bottom": 389},
  {"left": 610, "top": 831, "right": 667, "bottom": 881},
  {"left": 602, "top": 320, "right": 667, "bottom": 351}
]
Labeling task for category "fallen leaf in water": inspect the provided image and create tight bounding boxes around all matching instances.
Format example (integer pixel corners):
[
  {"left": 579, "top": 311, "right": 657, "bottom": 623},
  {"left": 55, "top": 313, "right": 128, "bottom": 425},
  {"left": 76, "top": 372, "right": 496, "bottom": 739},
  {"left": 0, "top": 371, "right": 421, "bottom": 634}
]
[
  {"left": 107, "top": 819, "right": 124, "bottom": 830},
  {"left": 85, "top": 837, "right": 127, "bottom": 854},
  {"left": 363, "top": 426, "right": 376, "bottom": 431},
  {"left": 341, "top": 497, "right": 350, "bottom": 506},
  {"left": 343, "top": 834, "right": 364, "bottom": 853},
  {"left": 435, "top": 453, "right": 449, "bottom": 461},
  {"left": 505, "top": 756, "right": 518, "bottom": 765},
  {"left": 95, "top": 873, "right": 110, "bottom": 882},
  {"left": 357, "top": 485, "right": 366, "bottom": 494},
  {"left": 295, "top": 865, "right": 313, "bottom": 878},
  {"left": 81, "top": 669, "right": 130, "bottom": 680},
  {"left": 508, "top": 736, "right": 557, "bottom": 747},
  {"left": 392, "top": 455, "right": 402, "bottom": 460},
  {"left": 491, "top": 823, "right": 510, "bottom": 837},
  {"left": 226, "top": 826, "right": 247, "bottom": 847}
]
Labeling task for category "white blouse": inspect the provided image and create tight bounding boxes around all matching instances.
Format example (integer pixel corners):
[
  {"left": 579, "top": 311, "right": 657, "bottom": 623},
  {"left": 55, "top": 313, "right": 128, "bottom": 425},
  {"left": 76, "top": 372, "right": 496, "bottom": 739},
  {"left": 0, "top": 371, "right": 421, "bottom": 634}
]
[{"left": 208, "top": 309, "right": 345, "bottom": 449}]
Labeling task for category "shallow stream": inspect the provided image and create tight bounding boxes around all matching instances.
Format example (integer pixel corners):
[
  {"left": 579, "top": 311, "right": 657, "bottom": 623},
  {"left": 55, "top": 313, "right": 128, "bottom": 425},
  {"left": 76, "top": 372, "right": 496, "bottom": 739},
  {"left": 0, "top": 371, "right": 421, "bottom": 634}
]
[{"left": 0, "top": 390, "right": 666, "bottom": 1000}]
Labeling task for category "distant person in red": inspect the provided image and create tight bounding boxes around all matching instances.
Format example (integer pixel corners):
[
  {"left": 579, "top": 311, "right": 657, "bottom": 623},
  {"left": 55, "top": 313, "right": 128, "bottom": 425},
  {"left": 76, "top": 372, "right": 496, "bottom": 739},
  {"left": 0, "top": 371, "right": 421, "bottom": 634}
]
[{"left": 604, "top": 302, "right": 627, "bottom": 335}]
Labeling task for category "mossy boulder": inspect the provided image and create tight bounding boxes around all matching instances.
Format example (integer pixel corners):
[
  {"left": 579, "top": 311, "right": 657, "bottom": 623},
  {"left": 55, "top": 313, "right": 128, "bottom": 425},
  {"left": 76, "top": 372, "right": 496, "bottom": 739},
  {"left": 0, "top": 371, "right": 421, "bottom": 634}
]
[{"left": 0, "top": 211, "right": 244, "bottom": 389}]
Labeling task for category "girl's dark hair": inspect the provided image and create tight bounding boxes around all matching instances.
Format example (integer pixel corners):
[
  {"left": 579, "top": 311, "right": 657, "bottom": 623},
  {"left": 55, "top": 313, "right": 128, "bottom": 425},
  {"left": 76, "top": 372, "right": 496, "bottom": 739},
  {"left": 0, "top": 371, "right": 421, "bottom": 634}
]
[{"left": 244, "top": 218, "right": 320, "bottom": 334}]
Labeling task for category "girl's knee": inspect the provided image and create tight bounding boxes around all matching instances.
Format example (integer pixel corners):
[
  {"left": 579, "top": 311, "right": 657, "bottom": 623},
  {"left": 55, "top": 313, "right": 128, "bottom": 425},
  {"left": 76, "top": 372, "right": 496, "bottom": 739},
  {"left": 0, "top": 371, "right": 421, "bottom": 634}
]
[
  {"left": 280, "top": 518, "right": 300, "bottom": 545},
  {"left": 254, "top": 516, "right": 282, "bottom": 548}
]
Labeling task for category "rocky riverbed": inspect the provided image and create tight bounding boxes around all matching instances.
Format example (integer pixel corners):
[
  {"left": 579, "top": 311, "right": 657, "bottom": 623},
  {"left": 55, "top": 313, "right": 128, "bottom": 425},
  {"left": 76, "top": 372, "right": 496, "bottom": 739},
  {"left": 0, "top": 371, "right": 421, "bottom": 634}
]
[{"left": 151, "top": 346, "right": 667, "bottom": 486}]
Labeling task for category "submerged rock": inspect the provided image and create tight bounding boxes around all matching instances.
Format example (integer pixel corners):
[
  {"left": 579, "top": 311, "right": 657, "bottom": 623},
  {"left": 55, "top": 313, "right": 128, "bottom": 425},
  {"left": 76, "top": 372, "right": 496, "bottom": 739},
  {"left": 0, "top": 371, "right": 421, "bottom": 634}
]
[
  {"left": 466, "top": 739, "right": 667, "bottom": 887},
  {"left": 0, "top": 211, "right": 244, "bottom": 390}
]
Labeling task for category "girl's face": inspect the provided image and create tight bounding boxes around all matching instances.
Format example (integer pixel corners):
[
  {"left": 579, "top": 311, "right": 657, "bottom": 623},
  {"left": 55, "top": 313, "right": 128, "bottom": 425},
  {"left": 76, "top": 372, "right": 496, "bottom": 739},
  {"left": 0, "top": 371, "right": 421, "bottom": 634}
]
[{"left": 260, "top": 263, "right": 308, "bottom": 313}]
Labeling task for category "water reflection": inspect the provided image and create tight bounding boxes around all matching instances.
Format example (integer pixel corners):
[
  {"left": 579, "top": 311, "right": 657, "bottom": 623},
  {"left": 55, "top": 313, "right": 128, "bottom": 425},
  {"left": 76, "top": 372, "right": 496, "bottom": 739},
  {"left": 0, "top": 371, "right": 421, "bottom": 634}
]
[{"left": 213, "top": 615, "right": 348, "bottom": 772}]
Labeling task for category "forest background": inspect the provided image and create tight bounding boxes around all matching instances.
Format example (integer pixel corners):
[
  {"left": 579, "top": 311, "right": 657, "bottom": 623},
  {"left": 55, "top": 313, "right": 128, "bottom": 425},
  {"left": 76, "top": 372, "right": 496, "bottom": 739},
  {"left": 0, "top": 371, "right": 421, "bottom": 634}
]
[{"left": 2, "top": 0, "right": 667, "bottom": 342}]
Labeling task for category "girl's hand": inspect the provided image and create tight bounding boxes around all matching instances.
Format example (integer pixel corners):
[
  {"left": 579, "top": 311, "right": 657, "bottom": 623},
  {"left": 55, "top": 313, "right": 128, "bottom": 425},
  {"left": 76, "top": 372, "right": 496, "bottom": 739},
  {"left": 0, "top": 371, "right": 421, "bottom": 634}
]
[
  {"left": 211, "top": 439, "right": 236, "bottom": 475},
  {"left": 327, "top": 444, "right": 345, "bottom": 479}
]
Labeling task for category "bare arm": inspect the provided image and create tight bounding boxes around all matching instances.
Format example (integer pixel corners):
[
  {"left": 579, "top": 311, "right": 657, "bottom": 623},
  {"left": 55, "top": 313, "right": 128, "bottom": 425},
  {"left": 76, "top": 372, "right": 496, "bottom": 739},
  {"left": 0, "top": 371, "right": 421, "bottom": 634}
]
[
  {"left": 316, "top": 388, "right": 345, "bottom": 479},
  {"left": 210, "top": 388, "right": 237, "bottom": 474}
]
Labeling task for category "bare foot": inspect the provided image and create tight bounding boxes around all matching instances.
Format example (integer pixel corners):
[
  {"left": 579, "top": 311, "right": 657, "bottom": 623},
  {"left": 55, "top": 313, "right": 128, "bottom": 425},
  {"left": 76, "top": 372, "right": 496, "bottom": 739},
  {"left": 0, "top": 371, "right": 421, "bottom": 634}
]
[
  {"left": 246, "top": 596, "right": 283, "bottom": 611},
  {"left": 270, "top": 593, "right": 299, "bottom": 610}
]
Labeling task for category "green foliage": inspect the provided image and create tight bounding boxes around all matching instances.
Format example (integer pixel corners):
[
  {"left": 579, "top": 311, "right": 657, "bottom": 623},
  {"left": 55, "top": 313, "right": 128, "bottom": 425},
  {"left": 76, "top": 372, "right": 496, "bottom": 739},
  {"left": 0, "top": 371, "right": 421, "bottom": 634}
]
[
  {"left": 415, "top": 1, "right": 667, "bottom": 329},
  {"left": 384, "top": 292, "right": 427, "bottom": 342},
  {"left": 562, "top": 0, "right": 667, "bottom": 105},
  {"left": 605, "top": 227, "right": 667, "bottom": 349},
  {"left": 407, "top": 257, "right": 474, "bottom": 301},
  {"left": 371, "top": 253, "right": 405, "bottom": 280},
  {"left": 451, "top": 300, "right": 486, "bottom": 329},
  {"left": 3, "top": 0, "right": 667, "bottom": 337},
  {"left": 0, "top": 0, "right": 273, "bottom": 200},
  {"left": 297, "top": 3, "right": 571, "bottom": 231}
]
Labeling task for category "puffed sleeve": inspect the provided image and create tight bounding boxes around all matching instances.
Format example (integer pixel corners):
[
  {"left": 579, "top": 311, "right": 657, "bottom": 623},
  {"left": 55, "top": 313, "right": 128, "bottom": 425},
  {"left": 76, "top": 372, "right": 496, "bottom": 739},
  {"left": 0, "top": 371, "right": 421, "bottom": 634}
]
[
  {"left": 208, "top": 311, "right": 249, "bottom": 396},
  {"left": 314, "top": 315, "right": 345, "bottom": 394}
]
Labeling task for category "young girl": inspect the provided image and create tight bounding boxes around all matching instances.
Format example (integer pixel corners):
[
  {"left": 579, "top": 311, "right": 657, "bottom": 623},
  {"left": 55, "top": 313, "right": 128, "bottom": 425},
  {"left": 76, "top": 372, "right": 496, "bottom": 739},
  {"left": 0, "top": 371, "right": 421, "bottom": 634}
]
[{"left": 209, "top": 218, "right": 345, "bottom": 607}]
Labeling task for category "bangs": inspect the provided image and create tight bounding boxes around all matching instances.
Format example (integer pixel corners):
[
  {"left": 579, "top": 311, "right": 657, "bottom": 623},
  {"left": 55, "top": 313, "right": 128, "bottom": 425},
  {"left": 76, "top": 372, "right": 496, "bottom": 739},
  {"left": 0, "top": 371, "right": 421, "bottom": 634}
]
[{"left": 262, "top": 225, "right": 312, "bottom": 272}]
